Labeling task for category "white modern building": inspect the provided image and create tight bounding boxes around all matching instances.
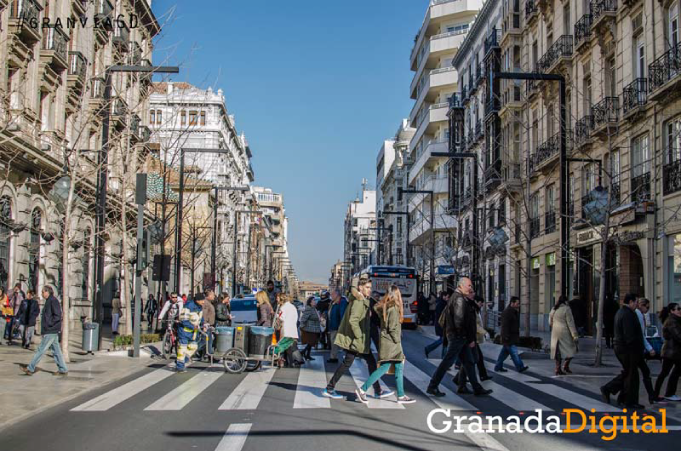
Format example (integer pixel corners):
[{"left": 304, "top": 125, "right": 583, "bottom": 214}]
[{"left": 343, "top": 183, "right": 377, "bottom": 281}]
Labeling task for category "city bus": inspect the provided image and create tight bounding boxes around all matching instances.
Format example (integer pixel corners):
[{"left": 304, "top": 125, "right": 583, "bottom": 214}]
[{"left": 359, "top": 265, "right": 419, "bottom": 328}]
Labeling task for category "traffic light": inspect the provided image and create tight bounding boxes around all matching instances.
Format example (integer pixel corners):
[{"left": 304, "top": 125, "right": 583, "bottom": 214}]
[{"left": 152, "top": 255, "right": 171, "bottom": 281}]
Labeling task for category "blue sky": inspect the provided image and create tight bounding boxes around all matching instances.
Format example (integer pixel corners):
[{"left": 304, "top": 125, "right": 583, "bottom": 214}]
[{"left": 152, "top": 0, "right": 428, "bottom": 284}]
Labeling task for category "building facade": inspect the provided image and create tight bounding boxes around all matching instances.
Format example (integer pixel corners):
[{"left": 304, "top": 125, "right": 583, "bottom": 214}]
[
  {"left": 253, "top": 186, "right": 290, "bottom": 289},
  {"left": 342, "top": 183, "right": 376, "bottom": 288}
]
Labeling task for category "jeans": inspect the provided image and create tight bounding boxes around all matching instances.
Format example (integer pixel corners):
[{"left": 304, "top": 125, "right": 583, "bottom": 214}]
[
  {"left": 327, "top": 349, "right": 381, "bottom": 394},
  {"left": 494, "top": 344, "right": 525, "bottom": 371},
  {"left": 0, "top": 318, "right": 6, "bottom": 342},
  {"left": 429, "top": 337, "right": 481, "bottom": 391},
  {"left": 425, "top": 336, "right": 446, "bottom": 359},
  {"left": 362, "top": 362, "right": 405, "bottom": 397},
  {"left": 329, "top": 330, "right": 340, "bottom": 359},
  {"left": 27, "top": 333, "right": 68, "bottom": 373},
  {"left": 5, "top": 316, "right": 17, "bottom": 341},
  {"left": 654, "top": 357, "right": 681, "bottom": 398},
  {"left": 20, "top": 325, "right": 35, "bottom": 346}
]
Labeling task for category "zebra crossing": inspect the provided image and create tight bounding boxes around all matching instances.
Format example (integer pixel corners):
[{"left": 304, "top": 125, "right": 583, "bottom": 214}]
[{"left": 69, "top": 352, "right": 628, "bottom": 415}]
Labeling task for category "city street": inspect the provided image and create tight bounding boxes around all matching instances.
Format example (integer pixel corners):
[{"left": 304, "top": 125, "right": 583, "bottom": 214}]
[{"left": 3, "top": 329, "right": 679, "bottom": 451}]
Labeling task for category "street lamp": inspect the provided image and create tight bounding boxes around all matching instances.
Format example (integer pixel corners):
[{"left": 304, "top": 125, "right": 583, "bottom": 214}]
[{"left": 399, "top": 187, "right": 436, "bottom": 295}]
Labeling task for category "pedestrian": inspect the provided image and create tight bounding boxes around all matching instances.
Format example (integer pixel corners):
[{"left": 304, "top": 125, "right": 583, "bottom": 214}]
[
  {"left": 20, "top": 286, "right": 68, "bottom": 376},
  {"left": 111, "top": 297, "right": 122, "bottom": 336},
  {"left": 255, "top": 290, "right": 274, "bottom": 327},
  {"left": 427, "top": 277, "right": 492, "bottom": 397},
  {"left": 417, "top": 291, "right": 429, "bottom": 325},
  {"left": 494, "top": 296, "right": 529, "bottom": 373},
  {"left": 144, "top": 294, "right": 158, "bottom": 332},
  {"left": 276, "top": 294, "right": 302, "bottom": 367},
  {"left": 635, "top": 298, "right": 657, "bottom": 404},
  {"left": 215, "top": 293, "right": 233, "bottom": 327},
  {"left": 604, "top": 295, "right": 618, "bottom": 349},
  {"left": 175, "top": 295, "right": 204, "bottom": 373},
  {"left": 317, "top": 291, "right": 331, "bottom": 350},
  {"left": 473, "top": 295, "right": 491, "bottom": 381},
  {"left": 424, "top": 290, "right": 451, "bottom": 359},
  {"left": 550, "top": 295, "right": 579, "bottom": 375},
  {"left": 601, "top": 293, "right": 645, "bottom": 409},
  {"left": 570, "top": 296, "right": 587, "bottom": 337},
  {"left": 428, "top": 292, "right": 438, "bottom": 325},
  {"left": 453, "top": 293, "right": 492, "bottom": 392},
  {"left": 299, "top": 296, "right": 322, "bottom": 361},
  {"left": 369, "top": 290, "right": 382, "bottom": 353},
  {"left": 17, "top": 289, "right": 40, "bottom": 349},
  {"left": 0, "top": 287, "right": 11, "bottom": 345},
  {"left": 323, "top": 275, "right": 392, "bottom": 400},
  {"left": 356, "top": 285, "right": 415, "bottom": 405},
  {"left": 327, "top": 289, "right": 348, "bottom": 363},
  {"left": 265, "top": 280, "right": 279, "bottom": 307},
  {"left": 653, "top": 303, "right": 681, "bottom": 401},
  {"left": 7, "top": 283, "right": 25, "bottom": 344}
]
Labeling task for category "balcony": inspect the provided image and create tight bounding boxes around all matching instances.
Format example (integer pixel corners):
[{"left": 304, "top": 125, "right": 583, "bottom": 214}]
[
  {"left": 91, "top": 77, "right": 105, "bottom": 99},
  {"left": 501, "top": 13, "right": 522, "bottom": 46},
  {"left": 485, "top": 97, "right": 500, "bottom": 120},
  {"left": 574, "top": 14, "right": 592, "bottom": 51},
  {"left": 575, "top": 115, "right": 595, "bottom": 148},
  {"left": 484, "top": 159, "right": 502, "bottom": 192},
  {"left": 545, "top": 211, "right": 556, "bottom": 234},
  {"left": 8, "top": 0, "right": 42, "bottom": 44},
  {"left": 663, "top": 159, "right": 681, "bottom": 195},
  {"left": 484, "top": 28, "right": 501, "bottom": 57},
  {"left": 139, "top": 126, "right": 152, "bottom": 143},
  {"left": 41, "top": 26, "right": 69, "bottom": 71},
  {"left": 525, "top": 0, "right": 539, "bottom": 24},
  {"left": 631, "top": 172, "right": 651, "bottom": 202},
  {"left": 113, "top": 23, "right": 130, "bottom": 52},
  {"left": 622, "top": 78, "right": 647, "bottom": 117},
  {"left": 413, "top": 102, "right": 449, "bottom": 144},
  {"left": 592, "top": 97, "right": 619, "bottom": 133},
  {"left": 67, "top": 51, "right": 87, "bottom": 81},
  {"left": 130, "top": 114, "right": 141, "bottom": 139},
  {"left": 111, "top": 97, "right": 127, "bottom": 128},
  {"left": 591, "top": 0, "right": 617, "bottom": 31},
  {"left": 408, "top": 140, "right": 448, "bottom": 185},
  {"left": 537, "top": 35, "right": 573, "bottom": 74},
  {"left": 648, "top": 42, "right": 681, "bottom": 101},
  {"left": 94, "top": 0, "right": 114, "bottom": 43},
  {"left": 501, "top": 162, "right": 522, "bottom": 192},
  {"left": 529, "top": 131, "right": 571, "bottom": 173},
  {"left": 530, "top": 217, "right": 540, "bottom": 239},
  {"left": 449, "top": 93, "right": 463, "bottom": 110}
]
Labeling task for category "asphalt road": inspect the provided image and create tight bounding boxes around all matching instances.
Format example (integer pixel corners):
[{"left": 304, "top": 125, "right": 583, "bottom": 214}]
[{"left": 3, "top": 330, "right": 678, "bottom": 451}]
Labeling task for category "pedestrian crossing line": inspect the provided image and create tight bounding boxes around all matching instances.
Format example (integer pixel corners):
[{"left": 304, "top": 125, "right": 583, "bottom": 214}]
[
  {"left": 71, "top": 367, "right": 175, "bottom": 411},
  {"left": 293, "top": 354, "right": 331, "bottom": 409},
  {"left": 402, "top": 360, "right": 476, "bottom": 411},
  {"left": 219, "top": 367, "right": 276, "bottom": 410},
  {"left": 482, "top": 361, "right": 622, "bottom": 413},
  {"left": 214, "top": 423, "right": 251, "bottom": 451},
  {"left": 348, "top": 359, "right": 405, "bottom": 409},
  {"left": 145, "top": 369, "right": 223, "bottom": 411},
  {"left": 427, "top": 358, "right": 553, "bottom": 412}
]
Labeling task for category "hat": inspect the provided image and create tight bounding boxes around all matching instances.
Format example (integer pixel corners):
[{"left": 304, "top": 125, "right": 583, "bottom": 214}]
[{"left": 194, "top": 293, "right": 206, "bottom": 302}]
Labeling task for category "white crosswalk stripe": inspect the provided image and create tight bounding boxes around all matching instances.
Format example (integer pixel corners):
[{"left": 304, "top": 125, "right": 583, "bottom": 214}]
[
  {"left": 145, "top": 369, "right": 223, "bottom": 411},
  {"left": 294, "top": 355, "right": 331, "bottom": 408},
  {"left": 402, "top": 360, "right": 476, "bottom": 410},
  {"left": 214, "top": 423, "right": 252, "bottom": 451},
  {"left": 348, "top": 359, "right": 404, "bottom": 409},
  {"left": 219, "top": 367, "right": 276, "bottom": 410}
]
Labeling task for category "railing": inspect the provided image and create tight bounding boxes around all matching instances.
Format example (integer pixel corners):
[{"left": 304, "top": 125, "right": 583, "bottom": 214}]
[
  {"left": 611, "top": 181, "right": 621, "bottom": 204},
  {"left": 525, "top": 0, "right": 538, "bottom": 20},
  {"left": 575, "top": 115, "right": 595, "bottom": 146},
  {"left": 648, "top": 41, "right": 681, "bottom": 93},
  {"left": 130, "top": 114, "right": 141, "bottom": 136},
  {"left": 574, "top": 14, "right": 592, "bottom": 48},
  {"left": 96, "top": 0, "right": 114, "bottom": 20},
  {"left": 113, "top": 98, "right": 127, "bottom": 116},
  {"left": 10, "top": 0, "right": 41, "bottom": 24},
  {"left": 42, "top": 26, "right": 69, "bottom": 63},
  {"left": 529, "top": 131, "right": 567, "bottom": 172},
  {"left": 631, "top": 172, "right": 651, "bottom": 202},
  {"left": 68, "top": 51, "right": 87, "bottom": 79},
  {"left": 537, "top": 35, "right": 573, "bottom": 73},
  {"left": 545, "top": 211, "right": 556, "bottom": 233},
  {"left": 591, "top": 0, "right": 618, "bottom": 23},
  {"left": 91, "top": 77, "right": 105, "bottom": 98},
  {"left": 461, "top": 85, "right": 468, "bottom": 103},
  {"left": 449, "top": 94, "right": 462, "bottom": 108},
  {"left": 113, "top": 23, "right": 130, "bottom": 48},
  {"left": 430, "top": 28, "right": 469, "bottom": 41},
  {"left": 663, "top": 159, "right": 681, "bottom": 195},
  {"left": 484, "top": 28, "right": 501, "bottom": 56},
  {"left": 592, "top": 97, "right": 619, "bottom": 128},
  {"left": 622, "top": 78, "right": 647, "bottom": 114},
  {"left": 485, "top": 97, "right": 500, "bottom": 118},
  {"left": 530, "top": 217, "right": 540, "bottom": 239}
]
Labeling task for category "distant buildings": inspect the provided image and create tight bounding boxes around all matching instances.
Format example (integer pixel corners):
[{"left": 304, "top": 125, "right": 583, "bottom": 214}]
[{"left": 343, "top": 182, "right": 377, "bottom": 284}]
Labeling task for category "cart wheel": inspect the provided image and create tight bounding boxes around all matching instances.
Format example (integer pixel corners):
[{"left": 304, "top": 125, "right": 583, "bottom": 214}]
[
  {"left": 245, "top": 360, "right": 262, "bottom": 372},
  {"left": 223, "top": 348, "right": 247, "bottom": 374}
]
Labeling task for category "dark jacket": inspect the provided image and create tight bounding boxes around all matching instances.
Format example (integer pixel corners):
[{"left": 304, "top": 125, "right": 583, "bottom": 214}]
[
  {"left": 215, "top": 302, "right": 231, "bottom": 327},
  {"left": 661, "top": 315, "right": 681, "bottom": 361},
  {"left": 613, "top": 306, "right": 644, "bottom": 354},
  {"left": 257, "top": 302, "right": 274, "bottom": 327},
  {"left": 328, "top": 297, "right": 348, "bottom": 331},
  {"left": 444, "top": 291, "right": 474, "bottom": 341},
  {"left": 500, "top": 306, "right": 520, "bottom": 346},
  {"left": 434, "top": 297, "right": 447, "bottom": 337},
  {"left": 17, "top": 298, "right": 40, "bottom": 327},
  {"left": 41, "top": 295, "right": 62, "bottom": 335}
]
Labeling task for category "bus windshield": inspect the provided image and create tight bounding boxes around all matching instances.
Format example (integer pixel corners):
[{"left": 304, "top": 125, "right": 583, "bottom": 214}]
[{"left": 364, "top": 266, "right": 418, "bottom": 302}]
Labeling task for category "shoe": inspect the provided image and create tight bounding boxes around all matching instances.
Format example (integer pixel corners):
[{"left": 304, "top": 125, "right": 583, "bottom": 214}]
[
  {"left": 397, "top": 395, "right": 416, "bottom": 404},
  {"left": 480, "top": 375, "right": 493, "bottom": 381},
  {"left": 326, "top": 358, "right": 339, "bottom": 363},
  {"left": 175, "top": 368, "right": 187, "bottom": 373},
  {"left": 20, "top": 365, "right": 34, "bottom": 376},
  {"left": 426, "top": 387, "right": 446, "bottom": 397},
  {"left": 519, "top": 366, "right": 530, "bottom": 373},
  {"left": 457, "top": 386, "right": 473, "bottom": 395},
  {"left": 600, "top": 387, "right": 611, "bottom": 404},
  {"left": 495, "top": 367, "right": 508, "bottom": 372},
  {"left": 664, "top": 395, "right": 681, "bottom": 401},
  {"left": 53, "top": 371, "right": 68, "bottom": 377},
  {"left": 474, "top": 388, "right": 493, "bottom": 396},
  {"left": 355, "top": 388, "right": 369, "bottom": 405},
  {"left": 376, "top": 389, "right": 394, "bottom": 399},
  {"left": 650, "top": 396, "right": 665, "bottom": 404},
  {"left": 424, "top": 347, "right": 430, "bottom": 359},
  {"left": 322, "top": 389, "right": 343, "bottom": 400}
]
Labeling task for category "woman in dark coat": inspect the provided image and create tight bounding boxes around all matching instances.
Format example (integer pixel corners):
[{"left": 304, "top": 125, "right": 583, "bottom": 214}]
[
  {"left": 17, "top": 290, "right": 40, "bottom": 349},
  {"left": 653, "top": 303, "right": 681, "bottom": 401},
  {"left": 299, "top": 296, "right": 321, "bottom": 361}
]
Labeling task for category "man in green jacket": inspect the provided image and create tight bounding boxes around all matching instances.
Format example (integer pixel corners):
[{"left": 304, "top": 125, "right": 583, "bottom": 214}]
[{"left": 322, "top": 275, "right": 392, "bottom": 400}]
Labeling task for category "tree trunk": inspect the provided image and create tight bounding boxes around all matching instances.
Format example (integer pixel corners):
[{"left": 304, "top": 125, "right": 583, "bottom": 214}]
[{"left": 60, "top": 175, "right": 78, "bottom": 363}]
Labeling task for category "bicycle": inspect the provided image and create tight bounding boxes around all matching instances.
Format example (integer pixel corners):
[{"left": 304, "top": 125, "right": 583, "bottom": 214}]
[{"left": 162, "top": 320, "right": 179, "bottom": 360}]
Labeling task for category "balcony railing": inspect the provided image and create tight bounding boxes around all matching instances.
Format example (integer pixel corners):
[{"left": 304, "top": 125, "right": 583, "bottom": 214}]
[
  {"left": 575, "top": 115, "right": 595, "bottom": 146},
  {"left": 648, "top": 41, "right": 681, "bottom": 93},
  {"left": 525, "top": 0, "right": 538, "bottom": 20},
  {"left": 611, "top": 181, "right": 621, "bottom": 205},
  {"left": 545, "top": 211, "right": 556, "bottom": 233},
  {"left": 42, "top": 26, "right": 69, "bottom": 65},
  {"left": 485, "top": 97, "right": 500, "bottom": 118},
  {"left": 449, "top": 94, "right": 462, "bottom": 109},
  {"left": 113, "top": 98, "right": 127, "bottom": 116},
  {"left": 475, "top": 63, "right": 484, "bottom": 86},
  {"left": 484, "top": 28, "right": 501, "bottom": 56},
  {"left": 529, "top": 131, "right": 571, "bottom": 172},
  {"left": 68, "top": 51, "right": 87, "bottom": 79},
  {"left": 631, "top": 172, "right": 651, "bottom": 202},
  {"left": 95, "top": 0, "right": 114, "bottom": 21},
  {"left": 530, "top": 217, "right": 540, "bottom": 239},
  {"left": 10, "top": 0, "right": 41, "bottom": 23},
  {"left": 663, "top": 159, "right": 681, "bottom": 195},
  {"left": 622, "top": 78, "right": 647, "bottom": 114},
  {"left": 537, "top": 35, "right": 573, "bottom": 73},
  {"left": 591, "top": 0, "right": 618, "bottom": 24},
  {"left": 574, "top": 14, "right": 592, "bottom": 49},
  {"left": 113, "top": 24, "right": 130, "bottom": 50},
  {"left": 592, "top": 97, "right": 619, "bottom": 128},
  {"left": 91, "top": 77, "right": 105, "bottom": 98}
]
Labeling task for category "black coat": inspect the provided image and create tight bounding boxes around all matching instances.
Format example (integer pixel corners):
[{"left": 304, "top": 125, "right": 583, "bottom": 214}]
[
  {"left": 613, "top": 306, "right": 644, "bottom": 354},
  {"left": 661, "top": 315, "right": 681, "bottom": 361},
  {"left": 444, "top": 291, "right": 476, "bottom": 341},
  {"left": 434, "top": 297, "right": 447, "bottom": 337},
  {"left": 17, "top": 298, "right": 40, "bottom": 327},
  {"left": 500, "top": 306, "right": 520, "bottom": 346},
  {"left": 41, "top": 295, "right": 62, "bottom": 335}
]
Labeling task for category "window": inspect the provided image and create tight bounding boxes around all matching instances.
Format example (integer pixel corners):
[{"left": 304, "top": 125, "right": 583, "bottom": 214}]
[
  {"left": 546, "top": 184, "right": 555, "bottom": 212},
  {"left": 0, "top": 197, "right": 12, "bottom": 289},
  {"left": 530, "top": 193, "right": 539, "bottom": 218},
  {"left": 583, "top": 71, "right": 592, "bottom": 116},
  {"left": 200, "top": 111, "right": 206, "bottom": 126},
  {"left": 666, "top": 117, "right": 681, "bottom": 163},
  {"left": 606, "top": 57, "right": 616, "bottom": 98},
  {"left": 488, "top": 203, "right": 495, "bottom": 228},
  {"left": 156, "top": 110, "right": 162, "bottom": 125},
  {"left": 499, "top": 198, "right": 506, "bottom": 224},
  {"left": 670, "top": 2, "right": 679, "bottom": 48},
  {"left": 563, "top": 4, "right": 571, "bottom": 36},
  {"left": 28, "top": 209, "right": 41, "bottom": 292},
  {"left": 583, "top": 163, "right": 597, "bottom": 193},
  {"left": 632, "top": 134, "right": 651, "bottom": 177},
  {"left": 189, "top": 110, "right": 198, "bottom": 125},
  {"left": 610, "top": 149, "right": 621, "bottom": 184},
  {"left": 150, "top": 110, "right": 155, "bottom": 125},
  {"left": 634, "top": 35, "right": 646, "bottom": 78},
  {"left": 180, "top": 110, "right": 186, "bottom": 126}
]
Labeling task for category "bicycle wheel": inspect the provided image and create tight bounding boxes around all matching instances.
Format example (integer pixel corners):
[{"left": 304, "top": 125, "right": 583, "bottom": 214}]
[
  {"left": 162, "top": 333, "right": 174, "bottom": 360},
  {"left": 223, "top": 348, "right": 248, "bottom": 374}
]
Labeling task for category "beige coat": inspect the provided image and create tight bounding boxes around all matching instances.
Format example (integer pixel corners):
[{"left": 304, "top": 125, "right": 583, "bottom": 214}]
[{"left": 549, "top": 303, "right": 579, "bottom": 359}]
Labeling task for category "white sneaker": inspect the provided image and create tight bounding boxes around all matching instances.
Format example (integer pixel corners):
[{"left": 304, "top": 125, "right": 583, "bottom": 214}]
[
  {"left": 355, "top": 388, "right": 369, "bottom": 405},
  {"left": 397, "top": 395, "right": 416, "bottom": 404},
  {"left": 664, "top": 395, "right": 681, "bottom": 401},
  {"left": 376, "top": 389, "right": 394, "bottom": 399}
]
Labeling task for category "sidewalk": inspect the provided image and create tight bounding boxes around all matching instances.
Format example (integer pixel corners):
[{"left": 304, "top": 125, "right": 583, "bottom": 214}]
[{"left": 0, "top": 321, "right": 161, "bottom": 432}]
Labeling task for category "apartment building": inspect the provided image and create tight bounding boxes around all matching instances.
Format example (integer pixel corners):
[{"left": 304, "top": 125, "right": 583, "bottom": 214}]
[
  {"left": 253, "top": 186, "right": 290, "bottom": 287},
  {"left": 343, "top": 183, "right": 376, "bottom": 281},
  {"left": 0, "top": 0, "right": 159, "bottom": 329},
  {"left": 406, "top": 0, "right": 482, "bottom": 295},
  {"left": 449, "top": 0, "right": 681, "bottom": 332}
]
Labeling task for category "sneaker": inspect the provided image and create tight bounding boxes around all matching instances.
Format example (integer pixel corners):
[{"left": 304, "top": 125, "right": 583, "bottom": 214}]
[
  {"left": 397, "top": 395, "right": 416, "bottom": 404},
  {"left": 355, "top": 388, "right": 369, "bottom": 405},
  {"left": 495, "top": 367, "right": 508, "bottom": 373},
  {"left": 53, "top": 371, "right": 68, "bottom": 377},
  {"left": 519, "top": 366, "right": 530, "bottom": 373},
  {"left": 426, "top": 387, "right": 446, "bottom": 397},
  {"left": 326, "top": 358, "right": 339, "bottom": 363},
  {"left": 20, "top": 365, "right": 34, "bottom": 376},
  {"left": 376, "top": 389, "right": 394, "bottom": 399},
  {"left": 664, "top": 395, "right": 681, "bottom": 401},
  {"left": 322, "top": 388, "right": 343, "bottom": 400}
]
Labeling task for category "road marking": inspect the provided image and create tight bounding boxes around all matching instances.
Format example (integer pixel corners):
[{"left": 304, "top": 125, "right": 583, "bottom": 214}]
[
  {"left": 214, "top": 423, "right": 251, "bottom": 451},
  {"left": 293, "top": 354, "right": 331, "bottom": 408},
  {"left": 145, "top": 369, "right": 223, "bottom": 411},
  {"left": 484, "top": 362, "right": 621, "bottom": 412},
  {"left": 219, "top": 368, "right": 275, "bottom": 410},
  {"left": 403, "top": 360, "right": 476, "bottom": 410},
  {"left": 348, "top": 358, "right": 404, "bottom": 409},
  {"left": 428, "top": 358, "right": 552, "bottom": 412},
  {"left": 71, "top": 368, "right": 174, "bottom": 411}
]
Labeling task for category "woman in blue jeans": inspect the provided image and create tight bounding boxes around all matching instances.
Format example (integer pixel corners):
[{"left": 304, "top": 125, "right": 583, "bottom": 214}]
[{"left": 355, "top": 285, "right": 416, "bottom": 405}]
